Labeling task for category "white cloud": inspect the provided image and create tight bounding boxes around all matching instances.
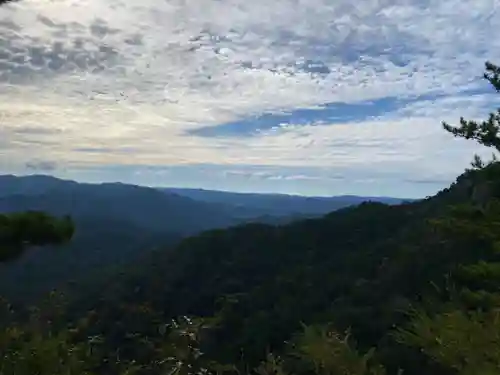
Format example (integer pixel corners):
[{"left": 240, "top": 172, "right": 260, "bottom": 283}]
[
  {"left": 2, "top": 0, "right": 499, "bottom": 110},
  {"left": 1, "top": 89, "right": 494, "bottom": 180},
  {"left": 0, "top": 0, "right": 499, "bottom": 195}
]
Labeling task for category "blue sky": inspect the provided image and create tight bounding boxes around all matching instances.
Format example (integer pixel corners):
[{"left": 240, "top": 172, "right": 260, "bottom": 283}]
[{"left": 0, "top": 0, "right": 499, "bottom": 198}]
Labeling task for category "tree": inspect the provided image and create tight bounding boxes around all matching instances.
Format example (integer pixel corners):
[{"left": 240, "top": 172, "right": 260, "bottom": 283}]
[
  {"left": 287, "top": 325, "right": 386, "bottom": 375},
  {"left": 0, "top": 320, "right": 94, "bottom": 375},
  {"left": 0, "top": 211, "right": 75, "bottom": 262},
  {"left": 442, "top": 62, "right": 500, "bottom": 153},
  {"left": 0, "top": 293, "right": 96, "bottom": 375},
  {"left": 393, "top": 309, "right": 500, "bottom": 375}
]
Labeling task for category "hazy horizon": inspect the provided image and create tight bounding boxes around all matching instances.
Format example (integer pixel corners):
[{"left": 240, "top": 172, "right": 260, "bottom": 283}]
[{"left": 0, "top": 172, "right": 419, "bottom": 199}]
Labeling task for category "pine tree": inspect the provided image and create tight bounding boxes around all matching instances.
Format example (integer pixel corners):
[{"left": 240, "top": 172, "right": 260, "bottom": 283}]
[
  {"left": 0, "top": 211, "right": 75, "bottom": 262},
  {"left": 442, "top": 62, "right": 500, "bottom": 154}
]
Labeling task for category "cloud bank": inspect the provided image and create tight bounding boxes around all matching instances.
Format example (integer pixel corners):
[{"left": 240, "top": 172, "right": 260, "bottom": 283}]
[{"left": 0, "top": 0, "right": 499, "bottom": 197}]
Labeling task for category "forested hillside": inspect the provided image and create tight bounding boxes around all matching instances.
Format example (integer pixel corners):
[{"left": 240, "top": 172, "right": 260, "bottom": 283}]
[
  {"left": 0, "top": 175, "right": 404, "bottom": 302},
  {"left": 0, "top": 62, "right": 499, "bottom": 375}
]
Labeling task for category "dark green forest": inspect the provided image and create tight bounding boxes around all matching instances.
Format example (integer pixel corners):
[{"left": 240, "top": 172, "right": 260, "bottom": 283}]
[{"left": 1, "top": 62, "right": 500, "bottom": 375}]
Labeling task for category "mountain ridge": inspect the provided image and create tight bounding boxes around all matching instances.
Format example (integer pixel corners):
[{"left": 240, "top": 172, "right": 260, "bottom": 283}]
[
  {"left": 53, "top": 161, "right": 500, "bottom": 375},
  {"left": 0, "top": 173, "right": 409, "bottom": 303}
]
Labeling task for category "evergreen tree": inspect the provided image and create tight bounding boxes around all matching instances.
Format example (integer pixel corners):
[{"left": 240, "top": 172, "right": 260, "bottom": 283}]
[
  {"left": 0, "top": 211, "right": 75, "bottom": 262},
  {"left": 442, "top": 62, "right": 500, "bottom": 154}
]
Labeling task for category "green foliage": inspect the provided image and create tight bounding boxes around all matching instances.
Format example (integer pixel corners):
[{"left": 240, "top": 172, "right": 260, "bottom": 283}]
[
  {"left": 0, "top": 211, "right": 74, "bottom": 261},
  {"left": 288, "top": 325, "right": 386, "bottom": 375},
  {"left": 253, "top": 353, "right": 288, "bottom": 375},
  {"left": 0, "top": 327, "right": 93, "bottom": 375},
  {"left": 443, "top": 62, "right": 500, "bottom": 154},
  {"left": 393, "top": 309, "right": 500, "bottom": 375},
  {"left": 156, "top": 316, "right": 213, "bottom": 375},
  {"left": 0, "top": 305, "right": 95, "bottom": 375}
]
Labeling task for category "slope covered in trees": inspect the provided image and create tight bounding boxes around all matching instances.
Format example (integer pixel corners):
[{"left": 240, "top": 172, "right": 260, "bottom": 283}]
[
  {"left": 1, "top": 62, "right": 500, "bottom": 375},
  {"left": 0, "top": 175, "right": 406, "bottom": 303}
]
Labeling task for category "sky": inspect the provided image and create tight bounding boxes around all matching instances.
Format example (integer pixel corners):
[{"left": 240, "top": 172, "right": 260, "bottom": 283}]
[{"left": 0, "top": 0, "right": 499, "bottom": 198}]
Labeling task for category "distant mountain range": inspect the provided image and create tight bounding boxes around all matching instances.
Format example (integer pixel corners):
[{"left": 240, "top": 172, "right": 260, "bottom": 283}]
[
  {"left": 159, "top": 187, "right": 413, "bottom": 218},
  {"left": 0, "top": 174, "right": 414, "bottom": 226},
  {"left": 0, "top": 174, "right": 413, "bottom": 302},
  {"left": 0, "top": 175, "right": 236, "bottom": 235}
]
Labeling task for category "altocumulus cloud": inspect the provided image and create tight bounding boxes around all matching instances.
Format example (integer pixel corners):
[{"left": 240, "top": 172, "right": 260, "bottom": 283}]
[{"left": 0, "top": 0, "right": 499, "bottom": 197}]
